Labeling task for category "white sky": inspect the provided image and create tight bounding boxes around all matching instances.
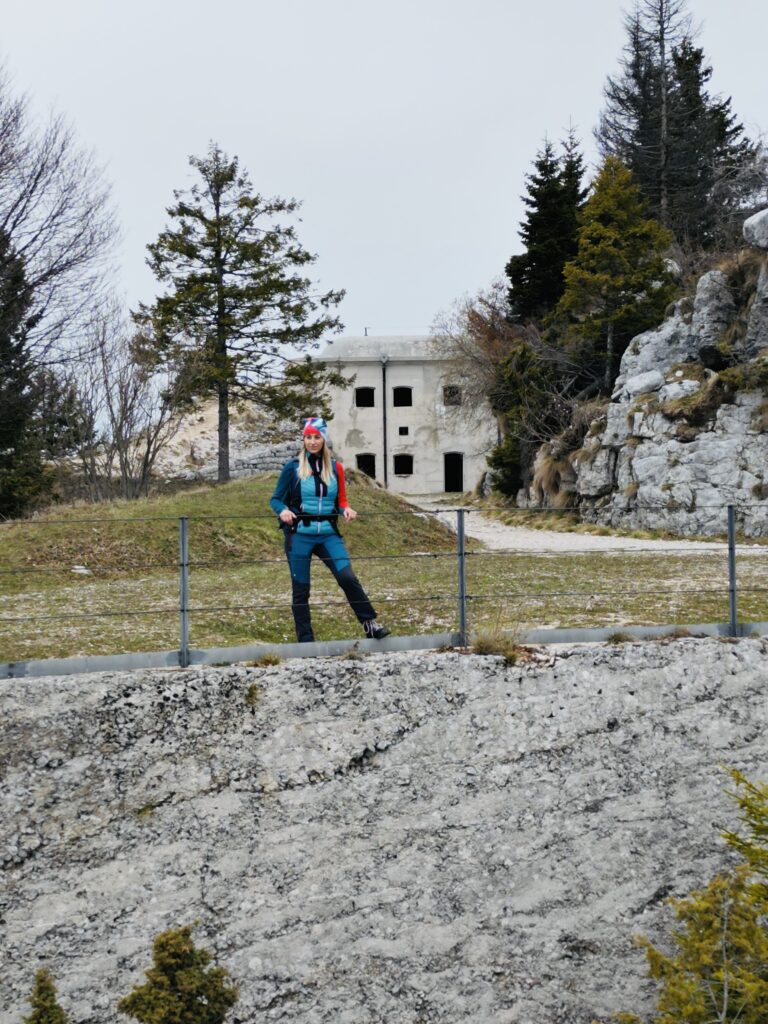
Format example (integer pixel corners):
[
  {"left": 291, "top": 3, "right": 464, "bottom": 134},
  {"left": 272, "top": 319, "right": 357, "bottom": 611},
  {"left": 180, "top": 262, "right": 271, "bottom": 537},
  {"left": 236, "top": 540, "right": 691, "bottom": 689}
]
[{"left": 3, "top": 0, "right": 766, "bottom": 338}]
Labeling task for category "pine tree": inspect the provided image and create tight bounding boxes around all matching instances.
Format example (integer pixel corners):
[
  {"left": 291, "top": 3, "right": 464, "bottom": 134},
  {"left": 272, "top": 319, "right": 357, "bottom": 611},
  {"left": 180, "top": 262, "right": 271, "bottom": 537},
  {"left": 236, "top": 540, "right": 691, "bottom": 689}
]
[
  {"left": 553, "top": 156, "right": 676, "bottom": 392},
  {"left": 596, "top": 0, "right": 762, "bottom": 252},
  {"left": 118, "top": 925, "right": 238, "bottom": 1024},
  {"left": 723, "top": 769, "right": 768, "bottom": 889},
  {"left": 617, "top": 868, "right": 768, "bottom": 1024},
  {"left": 506, "top": 133, "right": 587, "bottom": 322},
  {"left": 23, "top": 969, "right": 70, "bottom": 1024},
  {"left": 618, "top": 770, "right": 768, "bottom": 1024},
  {"left": 133, "top": 143, "right": 346, "bottom": 482},
  {"left": 0, "top": 229, "right": 48, "bottom": 518}
]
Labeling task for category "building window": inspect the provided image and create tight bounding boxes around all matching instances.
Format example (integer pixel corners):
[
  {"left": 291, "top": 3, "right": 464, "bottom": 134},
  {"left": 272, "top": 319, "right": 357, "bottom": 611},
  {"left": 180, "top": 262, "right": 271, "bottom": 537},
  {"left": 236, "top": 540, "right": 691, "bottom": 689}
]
[
  {"left": 392, "top": 386, "right": 412, "bottom": 407},
  {"left": 355, "top": 387, "right": 375, "bottom": 408},
  {"left": 398, "top": 426, "right": 409, "bottom": 436},
  {"left": 443, "top": 385, "right": 462, "bottom": 406},
  {"left": 356, "top": 453, "right": 376, "bottom": 478},
  {"left": 393, "top": 454, "right": 413, "bottom": 475}
]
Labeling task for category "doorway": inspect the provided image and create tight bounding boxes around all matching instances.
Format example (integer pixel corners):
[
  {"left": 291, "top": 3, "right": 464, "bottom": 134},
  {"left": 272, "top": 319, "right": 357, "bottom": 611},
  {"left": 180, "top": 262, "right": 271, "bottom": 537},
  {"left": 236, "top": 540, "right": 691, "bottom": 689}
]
[
  {"left": 356, "top": 453, "right": 376, "bottom": 478},
  {"left": 444, "top": 452, "right": 464, "bottom": 492}
]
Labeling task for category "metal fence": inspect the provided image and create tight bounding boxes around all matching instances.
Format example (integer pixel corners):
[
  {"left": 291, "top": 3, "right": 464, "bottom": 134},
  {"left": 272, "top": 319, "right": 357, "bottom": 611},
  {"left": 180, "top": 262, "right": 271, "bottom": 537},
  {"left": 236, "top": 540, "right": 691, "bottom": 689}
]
[{"left": 1, "top": 503, "right": 767, "bottom": 678}]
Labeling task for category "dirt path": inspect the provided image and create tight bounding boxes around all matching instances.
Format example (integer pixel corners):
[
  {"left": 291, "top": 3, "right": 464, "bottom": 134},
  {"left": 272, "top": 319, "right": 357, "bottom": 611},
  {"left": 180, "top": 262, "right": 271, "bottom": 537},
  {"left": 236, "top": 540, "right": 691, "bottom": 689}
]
[{"left": 403, "top": 495, "right": 764, "bottom": 554}]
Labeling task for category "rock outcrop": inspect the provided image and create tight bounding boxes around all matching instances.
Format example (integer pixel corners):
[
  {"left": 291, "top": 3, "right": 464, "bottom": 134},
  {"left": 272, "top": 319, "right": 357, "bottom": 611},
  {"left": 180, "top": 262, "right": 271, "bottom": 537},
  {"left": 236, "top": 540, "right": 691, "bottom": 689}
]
[
  {"left": 3, "top": 639, "right": 768, "bottom": 1023},
  {"left": 559, "top": 211, "right": 768, "bottom": 536}
]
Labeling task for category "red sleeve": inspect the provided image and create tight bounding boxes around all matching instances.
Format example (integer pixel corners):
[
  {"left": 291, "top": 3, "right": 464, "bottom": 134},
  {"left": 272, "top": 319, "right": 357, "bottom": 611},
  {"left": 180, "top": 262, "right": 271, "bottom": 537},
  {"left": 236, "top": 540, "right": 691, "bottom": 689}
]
[{"left": 336, "top": 462, "right": 349, "bottom": 509}]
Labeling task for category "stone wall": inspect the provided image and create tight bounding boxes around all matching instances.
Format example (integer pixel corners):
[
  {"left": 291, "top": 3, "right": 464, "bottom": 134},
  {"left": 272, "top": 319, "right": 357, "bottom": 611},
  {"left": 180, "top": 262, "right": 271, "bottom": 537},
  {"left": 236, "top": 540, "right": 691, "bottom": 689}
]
[{"left": 3, "top": 639, "right": 768, "bottom": 1022}]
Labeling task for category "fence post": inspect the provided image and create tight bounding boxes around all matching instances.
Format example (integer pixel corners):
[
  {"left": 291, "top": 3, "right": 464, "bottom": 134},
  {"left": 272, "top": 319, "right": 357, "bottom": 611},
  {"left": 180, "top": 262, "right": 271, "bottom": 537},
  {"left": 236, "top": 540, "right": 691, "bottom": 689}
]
[
  {"left": 727, "top": 504, "right": 738, "bottom": 638},
  {"left": 456, "top": 508, "right": 468, "bottom": 646},
  {"left": 179, "top": 516, "right": 190, "bottom": 667}
]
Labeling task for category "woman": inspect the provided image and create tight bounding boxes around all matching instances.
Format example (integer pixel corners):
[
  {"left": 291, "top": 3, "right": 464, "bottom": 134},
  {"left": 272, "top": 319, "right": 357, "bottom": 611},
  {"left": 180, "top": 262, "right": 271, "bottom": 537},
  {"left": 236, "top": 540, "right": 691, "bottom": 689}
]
[{"left": 270, "top": 416, "right": 390, "bottom": 644}]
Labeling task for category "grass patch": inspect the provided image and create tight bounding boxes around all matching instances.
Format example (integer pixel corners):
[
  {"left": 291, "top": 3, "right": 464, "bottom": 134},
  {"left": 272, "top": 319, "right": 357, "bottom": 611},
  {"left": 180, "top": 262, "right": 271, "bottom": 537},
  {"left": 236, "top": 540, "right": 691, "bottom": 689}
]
[
  {"left": 605, "top": 631, "right": 635, "bottom": 644},
  {"left": 2, "top": 477, "right": 768, "bottom": 662},
  {"left": 245, "top": 654, "right": 282, "bottom": 669},
  {"left": 472, "top": 630, "right": 522, "bottom": 665}
]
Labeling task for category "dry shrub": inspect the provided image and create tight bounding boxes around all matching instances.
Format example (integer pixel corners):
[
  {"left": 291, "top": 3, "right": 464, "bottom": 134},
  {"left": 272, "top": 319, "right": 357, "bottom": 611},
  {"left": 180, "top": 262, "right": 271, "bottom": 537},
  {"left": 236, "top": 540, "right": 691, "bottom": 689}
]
[{"left": 472, "top": 630, "right": 522, "bottom": 665}]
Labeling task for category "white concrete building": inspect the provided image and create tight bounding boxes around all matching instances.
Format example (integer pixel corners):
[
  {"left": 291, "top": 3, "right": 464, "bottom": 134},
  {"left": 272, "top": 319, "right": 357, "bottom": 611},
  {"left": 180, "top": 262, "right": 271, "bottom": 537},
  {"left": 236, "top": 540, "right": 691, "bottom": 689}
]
[{"left": 318, "top": 335, "right": 497, "bottom": 494}]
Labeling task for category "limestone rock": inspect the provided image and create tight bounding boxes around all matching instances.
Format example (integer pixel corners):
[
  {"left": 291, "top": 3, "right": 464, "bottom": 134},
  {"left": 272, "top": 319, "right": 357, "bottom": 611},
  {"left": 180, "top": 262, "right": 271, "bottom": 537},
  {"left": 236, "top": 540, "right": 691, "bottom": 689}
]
[
  {"left": 743, "top": 262, "right": 768, "bottom": 359},
  {"left": 658, "top": 379, "right": 701, "bottom": 402},
  {"left": 691, "top": 270, "right": 736, "bottom": 351},
  {"left": 615, "top": 309, "right": 695, "bottom": 390},
  {"left": 744, "top": 207, "right": 768, "bottom": 250},
  {"left": 625, "top": 369, "right": 665, "bottom": 397},
  {"left": 2, "top": 642, "right": 768, "bottom": 1023},
  {"left": 575, "top": 446, "right": 616, "bottom": 497}
]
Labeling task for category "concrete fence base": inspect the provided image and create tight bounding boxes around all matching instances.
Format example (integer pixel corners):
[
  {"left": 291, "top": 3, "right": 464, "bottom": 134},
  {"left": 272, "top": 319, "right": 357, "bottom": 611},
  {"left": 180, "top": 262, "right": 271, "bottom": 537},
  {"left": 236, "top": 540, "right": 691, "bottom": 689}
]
[{"left": 2, "top": 622, "right": 767, "bottom": 680}]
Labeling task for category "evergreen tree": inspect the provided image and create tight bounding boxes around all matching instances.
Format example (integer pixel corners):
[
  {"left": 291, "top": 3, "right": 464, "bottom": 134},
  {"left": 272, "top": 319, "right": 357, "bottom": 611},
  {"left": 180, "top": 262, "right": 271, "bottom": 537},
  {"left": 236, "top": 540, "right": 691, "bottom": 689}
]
[
  {"left": 553, "top": 156, "right": 676, "bottom": 392},
  {"left": 0, "top": 229, "right": 48, "bottom": 518},
  {"left": 506, "top": 132, "right": 587, "bottom": 322},
  {"left": 133, "top": 144, "right": 346, "bottom": 482},
  {"left": 23, "top": 969, "right": 70, "bottom": 1024},
  {"left": 596, "top": 0, "right": 762, "bottom": 251},
  {"left": 617, "top": 868, "right": 768, "bottom": 1024},
  {"left": 724, "top": 769, "right": 768, "bottom": 889},
  {"left": 118, "top": 925, "right": 238, "bottom": 1024},
  {"left": 619, "top": 770, "right": 768, "bottom": 1024}
]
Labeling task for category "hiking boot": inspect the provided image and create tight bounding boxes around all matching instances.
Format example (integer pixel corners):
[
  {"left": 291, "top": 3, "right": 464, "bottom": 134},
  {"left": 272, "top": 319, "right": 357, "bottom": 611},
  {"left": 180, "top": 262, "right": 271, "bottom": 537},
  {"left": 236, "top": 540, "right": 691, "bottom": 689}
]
[{"left": 363, "top": 619, "right": 391, "bottom": 640}]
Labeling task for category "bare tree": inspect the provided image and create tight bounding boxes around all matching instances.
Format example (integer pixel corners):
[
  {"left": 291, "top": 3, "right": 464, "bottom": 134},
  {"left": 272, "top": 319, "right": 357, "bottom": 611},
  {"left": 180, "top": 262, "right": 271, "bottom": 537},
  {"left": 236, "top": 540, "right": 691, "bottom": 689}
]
[
  {"left": 0, "top": 67, "right": 118, "bottom": 363},
  {"left": 432, "top": 280, "right": 588, "bottom": 444},
  {"left": 56, "top": 305, "right": 184, "bottom": 500}
]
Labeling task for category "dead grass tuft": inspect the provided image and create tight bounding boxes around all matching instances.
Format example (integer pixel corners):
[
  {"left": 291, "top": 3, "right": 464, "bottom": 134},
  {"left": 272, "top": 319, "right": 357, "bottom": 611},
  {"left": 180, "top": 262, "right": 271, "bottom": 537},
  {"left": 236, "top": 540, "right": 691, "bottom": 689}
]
[
  {"left": 472, "top": 630, "right": 523, "bottom": 665},
  {"left": 605, "top": 631, "right": 635, "bottom": 644}
]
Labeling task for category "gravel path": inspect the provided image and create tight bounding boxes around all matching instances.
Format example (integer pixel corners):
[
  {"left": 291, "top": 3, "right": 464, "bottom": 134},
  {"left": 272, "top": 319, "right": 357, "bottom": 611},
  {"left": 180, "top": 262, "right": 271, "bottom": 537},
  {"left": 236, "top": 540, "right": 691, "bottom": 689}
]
[{"left": 404, "top": 494, "right": 764, "bottom": 554}]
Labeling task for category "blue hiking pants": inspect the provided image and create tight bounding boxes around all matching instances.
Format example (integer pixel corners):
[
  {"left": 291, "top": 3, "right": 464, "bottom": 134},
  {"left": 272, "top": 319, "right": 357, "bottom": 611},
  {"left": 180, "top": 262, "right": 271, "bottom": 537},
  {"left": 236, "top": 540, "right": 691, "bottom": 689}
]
[{"left": 284, "top": 531, "right": 377, "bottom": 642}]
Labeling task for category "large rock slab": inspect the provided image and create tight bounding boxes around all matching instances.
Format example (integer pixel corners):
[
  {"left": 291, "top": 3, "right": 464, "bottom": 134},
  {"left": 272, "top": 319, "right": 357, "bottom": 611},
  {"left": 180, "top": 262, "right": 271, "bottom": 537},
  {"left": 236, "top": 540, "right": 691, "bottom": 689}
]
[
  {"left": 744, "top": 208, "right": 768, "bottom": 250},
  {"left": 691, "top": 270, "right": 736, "bottom": 351},
  {"left": 2, "top": 643, "right": 768, "bottom": 1023},
  {"left": 743, "top": 262, "right": 768, "bottom": 359},
  {"left": 615, "top": 309, "right": 695, "bottom": 392}
]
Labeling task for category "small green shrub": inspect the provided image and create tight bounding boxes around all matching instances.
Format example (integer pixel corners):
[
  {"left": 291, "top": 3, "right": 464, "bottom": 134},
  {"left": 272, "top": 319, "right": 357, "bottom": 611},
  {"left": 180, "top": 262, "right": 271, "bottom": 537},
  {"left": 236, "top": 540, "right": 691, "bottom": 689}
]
[
  {"left": 23, "top": 970, "right": 69, "bottom": 1024},
  {"left": 720, "top": 361, "right": 768, "bottom": 395},
  {"left": 118, "top": 925, "right": 238, "bottom": 1024},
  {"left": 244, "top": 683, "right": 262, "bottom": 707}
]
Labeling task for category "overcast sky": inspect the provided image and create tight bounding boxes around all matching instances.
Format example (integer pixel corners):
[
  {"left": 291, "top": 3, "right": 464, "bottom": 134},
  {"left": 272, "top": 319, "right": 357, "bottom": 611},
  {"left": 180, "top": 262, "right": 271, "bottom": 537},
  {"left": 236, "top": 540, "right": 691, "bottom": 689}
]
[{"left": 3, "top": 0, "right": 767, "bottom": 339}]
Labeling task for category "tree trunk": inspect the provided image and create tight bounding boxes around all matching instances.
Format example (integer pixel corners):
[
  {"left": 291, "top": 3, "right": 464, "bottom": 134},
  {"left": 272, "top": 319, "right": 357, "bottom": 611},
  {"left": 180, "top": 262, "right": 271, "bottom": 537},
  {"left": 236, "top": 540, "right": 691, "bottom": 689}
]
[
  {"left": 212, "top": 170, "right": 230, "bottom": 484},
  {"left": 217, "top": 380, "right": 230, "bottom": 482},
  {"left": 604, "top": 322, "right": 615, "bottom": 393},
  {"left": 657, "top": 0, "right": 670, "bottom": 226}
]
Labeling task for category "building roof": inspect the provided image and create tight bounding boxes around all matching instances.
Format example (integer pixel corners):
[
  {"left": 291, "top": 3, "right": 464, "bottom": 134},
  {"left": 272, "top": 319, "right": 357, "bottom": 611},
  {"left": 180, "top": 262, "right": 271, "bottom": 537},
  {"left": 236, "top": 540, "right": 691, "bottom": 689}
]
[{"left": 318, "top": 335, "right": 440, "bottom": 363}]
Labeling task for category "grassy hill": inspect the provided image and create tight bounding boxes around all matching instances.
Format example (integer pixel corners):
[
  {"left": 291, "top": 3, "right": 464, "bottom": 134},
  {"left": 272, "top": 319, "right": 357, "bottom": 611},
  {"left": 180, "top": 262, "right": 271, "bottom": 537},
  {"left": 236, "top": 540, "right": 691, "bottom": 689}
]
[
  {"left": 3, "top": 472, "right": 768, "bottom": 664},
  {"left": 0, "top": 473, "right": 459, "bottom": 661}
]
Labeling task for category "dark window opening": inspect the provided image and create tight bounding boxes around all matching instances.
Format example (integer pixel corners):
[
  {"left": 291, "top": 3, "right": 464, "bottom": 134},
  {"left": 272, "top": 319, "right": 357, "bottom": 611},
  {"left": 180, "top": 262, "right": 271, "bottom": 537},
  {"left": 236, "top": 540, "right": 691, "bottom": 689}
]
[
  {"left": 444, "top": 452, "right": 464, "bottom": 492},
  {"left": 443, "top": 385, "right": 462, "bottom": 406},
  {"left": 392, "top": 386, "right": 412, "bottom": 407},
  {"left": 356, "top": 453, "right": 376, "bottom": 478},
  {"left": 355, "top": 387, "right": 375, "bottom": 408},
  {"left": 393, "top": 454, "right": 413, "bottom": 475},
  {"left": 398, "top": 426, "right": 409, "bottom": 436}
]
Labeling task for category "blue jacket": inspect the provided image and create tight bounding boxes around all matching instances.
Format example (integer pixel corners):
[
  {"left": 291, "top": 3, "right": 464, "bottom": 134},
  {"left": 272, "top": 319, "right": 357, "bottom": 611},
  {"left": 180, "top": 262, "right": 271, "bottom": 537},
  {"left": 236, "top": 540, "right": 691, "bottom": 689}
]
[{"left": 270, "top": 457, "right": 343, "bottom": 535}]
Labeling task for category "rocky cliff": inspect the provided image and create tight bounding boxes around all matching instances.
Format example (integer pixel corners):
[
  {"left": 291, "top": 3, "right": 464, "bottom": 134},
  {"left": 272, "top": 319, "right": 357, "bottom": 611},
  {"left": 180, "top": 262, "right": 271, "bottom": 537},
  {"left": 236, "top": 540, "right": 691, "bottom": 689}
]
[
  {"left": 3, "top": 638, "right": 768, "bottom": 1023},
  {"left": 535, "top": 209, "right": 768, "bottom": 536}
]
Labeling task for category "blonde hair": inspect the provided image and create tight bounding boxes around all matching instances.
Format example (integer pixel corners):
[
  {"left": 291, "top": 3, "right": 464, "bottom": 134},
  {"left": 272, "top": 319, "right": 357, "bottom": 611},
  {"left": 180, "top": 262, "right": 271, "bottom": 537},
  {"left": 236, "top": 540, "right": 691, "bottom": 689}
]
[{"left": 297, "top": 441, "right": 333, "bottom": 484}]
